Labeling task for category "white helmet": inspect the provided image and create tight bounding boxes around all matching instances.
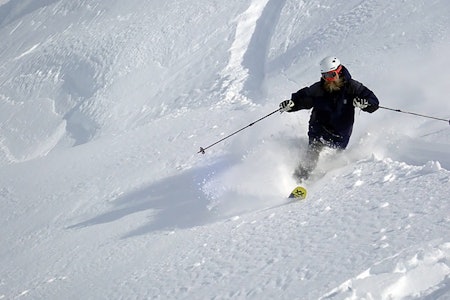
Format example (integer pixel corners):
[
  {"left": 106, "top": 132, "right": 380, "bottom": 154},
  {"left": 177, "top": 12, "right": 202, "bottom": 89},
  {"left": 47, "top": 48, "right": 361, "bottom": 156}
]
[{"left": 320, "top": 56, "right": 341, "bottom": 73}]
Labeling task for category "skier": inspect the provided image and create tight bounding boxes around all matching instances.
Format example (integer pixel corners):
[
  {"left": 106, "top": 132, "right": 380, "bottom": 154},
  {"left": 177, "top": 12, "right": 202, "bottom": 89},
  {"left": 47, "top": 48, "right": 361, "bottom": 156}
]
[{"left": 279, "top": 56, "right": 379, "bottom": 182}]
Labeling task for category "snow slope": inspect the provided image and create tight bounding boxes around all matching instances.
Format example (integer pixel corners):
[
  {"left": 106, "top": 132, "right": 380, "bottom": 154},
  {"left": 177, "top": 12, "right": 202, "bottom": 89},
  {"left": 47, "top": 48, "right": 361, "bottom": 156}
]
[{"left": 1, "top": 0, "right": 449, "bottom": 299}]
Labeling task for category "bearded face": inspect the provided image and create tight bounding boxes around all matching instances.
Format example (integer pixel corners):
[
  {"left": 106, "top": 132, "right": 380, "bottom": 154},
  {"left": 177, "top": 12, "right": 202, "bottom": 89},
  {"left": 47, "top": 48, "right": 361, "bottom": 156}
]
[{"left": 323, "top": 76, "right": 344, "bottom": 93}]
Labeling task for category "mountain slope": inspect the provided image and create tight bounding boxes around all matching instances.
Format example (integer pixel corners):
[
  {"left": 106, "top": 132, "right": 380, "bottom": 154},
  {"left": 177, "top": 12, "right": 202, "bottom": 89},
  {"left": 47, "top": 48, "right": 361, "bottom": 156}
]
[{"left": 1, "top": 0, "right": 449, "bottom": 299}]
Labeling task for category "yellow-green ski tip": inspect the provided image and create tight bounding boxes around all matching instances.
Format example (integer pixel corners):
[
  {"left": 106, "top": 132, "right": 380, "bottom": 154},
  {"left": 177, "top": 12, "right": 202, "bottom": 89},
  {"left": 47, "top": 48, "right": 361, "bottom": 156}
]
[{"left": 288, "top": 186, "right": 307, "bottom": 199}]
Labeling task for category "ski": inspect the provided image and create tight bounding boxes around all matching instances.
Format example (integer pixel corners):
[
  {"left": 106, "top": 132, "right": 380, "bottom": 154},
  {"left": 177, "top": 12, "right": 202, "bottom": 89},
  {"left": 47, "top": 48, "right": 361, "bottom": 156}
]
[{"left": 288, "top": 186, "right": 307, "bottom": 199}]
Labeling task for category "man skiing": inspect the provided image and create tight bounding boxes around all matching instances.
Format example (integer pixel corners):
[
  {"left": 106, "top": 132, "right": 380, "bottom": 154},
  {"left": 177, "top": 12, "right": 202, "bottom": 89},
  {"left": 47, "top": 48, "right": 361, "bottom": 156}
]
[{"left": 279, "top": 56, "right": 379, "bottom": 182}]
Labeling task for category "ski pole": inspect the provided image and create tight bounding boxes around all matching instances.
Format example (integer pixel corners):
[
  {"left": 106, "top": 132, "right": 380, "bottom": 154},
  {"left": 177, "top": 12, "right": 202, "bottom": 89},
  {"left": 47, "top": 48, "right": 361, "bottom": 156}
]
[
  {"left": 379, "top": 106, "right": 450, "bottom": 125},
  {"left": 198, "top": 108, "right": 281, "bottom": 154}
]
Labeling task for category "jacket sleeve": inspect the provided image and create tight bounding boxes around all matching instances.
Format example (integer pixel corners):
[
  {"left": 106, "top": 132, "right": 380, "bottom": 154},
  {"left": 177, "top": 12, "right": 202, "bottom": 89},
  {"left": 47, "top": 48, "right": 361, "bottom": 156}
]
[
  {"left": 289, "top": 85, "right": 317, "bottom": 111},
  {"left": 350, "top": 80, "right": 379, "bottom": 113}
]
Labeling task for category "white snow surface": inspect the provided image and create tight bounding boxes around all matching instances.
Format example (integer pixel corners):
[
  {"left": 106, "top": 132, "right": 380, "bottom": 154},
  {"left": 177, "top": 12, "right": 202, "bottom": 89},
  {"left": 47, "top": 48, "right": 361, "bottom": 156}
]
[{"left": 1, "top": 0, "right": 450, "bottom": 299}]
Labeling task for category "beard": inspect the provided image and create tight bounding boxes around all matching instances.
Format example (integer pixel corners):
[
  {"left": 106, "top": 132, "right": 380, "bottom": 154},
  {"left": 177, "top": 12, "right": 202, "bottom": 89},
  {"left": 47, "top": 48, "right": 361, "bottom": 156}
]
[{"left": 323, "top": 77, "right": 344, "bottom": 93}]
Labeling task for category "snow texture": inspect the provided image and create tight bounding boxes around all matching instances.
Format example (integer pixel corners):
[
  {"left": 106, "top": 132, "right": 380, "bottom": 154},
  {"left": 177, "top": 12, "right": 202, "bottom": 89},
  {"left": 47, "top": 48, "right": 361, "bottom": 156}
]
[{"left": 1, "top": 0, "right": 449, "bottom": 299}]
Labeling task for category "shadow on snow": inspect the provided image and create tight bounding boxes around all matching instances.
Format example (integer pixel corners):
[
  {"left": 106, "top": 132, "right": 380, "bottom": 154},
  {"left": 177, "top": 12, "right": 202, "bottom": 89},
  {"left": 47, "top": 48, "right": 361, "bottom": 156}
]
[{"left": 67, "top": 156, "right": 239, "bottom": 238}]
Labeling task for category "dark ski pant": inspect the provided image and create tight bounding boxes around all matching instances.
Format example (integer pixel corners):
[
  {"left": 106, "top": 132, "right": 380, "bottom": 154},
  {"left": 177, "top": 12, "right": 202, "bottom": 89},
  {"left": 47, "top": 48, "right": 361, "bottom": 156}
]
[{"left": 294, "top": 138, "right": 345, "bottom": 181}]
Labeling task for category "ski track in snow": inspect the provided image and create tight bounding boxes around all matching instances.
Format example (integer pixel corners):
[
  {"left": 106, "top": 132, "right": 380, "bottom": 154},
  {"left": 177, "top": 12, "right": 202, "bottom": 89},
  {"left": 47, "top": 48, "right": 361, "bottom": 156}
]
[
  {"left": 321, "top": 242, "right": 450, "bottom": 299},
  {"left": 1, "top": 0, "right": 450, "bottom": 299}
]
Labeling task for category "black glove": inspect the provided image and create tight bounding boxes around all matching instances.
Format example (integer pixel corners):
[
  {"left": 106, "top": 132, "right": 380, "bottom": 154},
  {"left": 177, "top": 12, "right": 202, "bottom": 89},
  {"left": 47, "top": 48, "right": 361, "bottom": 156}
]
[
  {"left": 279, "top": 100, "right": 295, "bottom": 112},
  {"left": 353, "top": 97, "right": 369, "bottom": 109}
]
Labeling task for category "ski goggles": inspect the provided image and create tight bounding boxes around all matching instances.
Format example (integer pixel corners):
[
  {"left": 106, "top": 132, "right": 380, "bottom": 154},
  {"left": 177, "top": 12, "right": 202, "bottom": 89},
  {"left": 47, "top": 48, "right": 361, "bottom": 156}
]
[{"left": 321, "top": 65, "right": 342, "bottom": 81}]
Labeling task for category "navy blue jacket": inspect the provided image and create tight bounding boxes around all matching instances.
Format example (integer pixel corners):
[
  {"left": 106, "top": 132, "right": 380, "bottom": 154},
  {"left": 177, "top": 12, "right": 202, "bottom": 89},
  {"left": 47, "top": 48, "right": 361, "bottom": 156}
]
[{"left": 289, "top": 65, "right": 379, "bottom": 149}]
